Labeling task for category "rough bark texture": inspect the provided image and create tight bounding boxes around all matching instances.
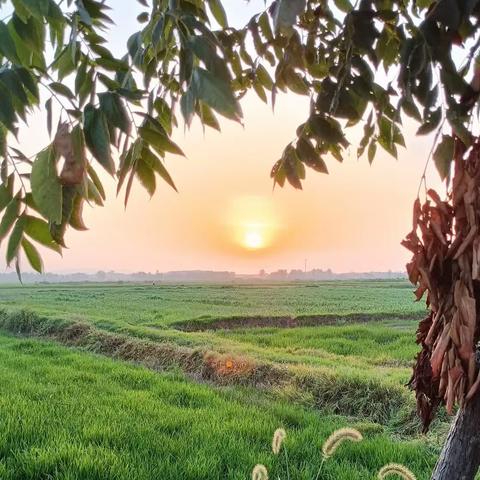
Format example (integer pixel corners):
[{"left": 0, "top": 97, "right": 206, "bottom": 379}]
[{"left": 432, "top": 390, "right": 480, "bottom": 480}]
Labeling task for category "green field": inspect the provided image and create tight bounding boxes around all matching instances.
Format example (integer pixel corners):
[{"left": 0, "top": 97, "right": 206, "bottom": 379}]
[
  {"left": 0, "top": 281, "right": 425, "bottom": 381},
  {"left": 0, "top": 280, "right": 441, "bottom": 479}
]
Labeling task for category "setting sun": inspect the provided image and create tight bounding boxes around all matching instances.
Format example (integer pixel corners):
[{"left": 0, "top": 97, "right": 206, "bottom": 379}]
[
  {"left": 225, "top": 195, "right": 282, "bottom": 253},
  {"left": 244, "top": 231, "right": 264, "bottom": 249}
]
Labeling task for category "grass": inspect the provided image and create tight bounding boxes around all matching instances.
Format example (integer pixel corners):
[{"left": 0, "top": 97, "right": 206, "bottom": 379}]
[
  {"left": 0, "top": 310, "right": 412, "bottom": 424},
  {"left": 3, "top": 283, "right": 428, "bottom": 433},
  {"left": 0, "top": 280, "right": 425, "bottom": 327},
  {"left": 0, "top": 281, "right": 431, "bottom": 423},
  {"left": 0, "top": 281, "right": 425, "bottom": 383},
  {"left": 0, "top": 280, "right": 444, "bottom": 478},
  {"left": 0, "top": 332, "right": 437, "bottom": 479}
]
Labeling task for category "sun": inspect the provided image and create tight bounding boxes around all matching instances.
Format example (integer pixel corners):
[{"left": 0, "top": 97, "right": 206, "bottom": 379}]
[
  {"left": 243, "top": 231, "right": 264, "bottom": 249},
  {"left": 225, "top": 195, "right": 282, "bottom": 252}
]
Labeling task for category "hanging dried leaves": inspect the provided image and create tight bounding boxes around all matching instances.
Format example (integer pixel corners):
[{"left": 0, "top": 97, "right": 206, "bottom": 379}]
[
  {"left": 54, "top": 123, "right": 87, "bottom": 186},
  {"left": 404, "top": 137, "right": 480, "bottom": 431}
]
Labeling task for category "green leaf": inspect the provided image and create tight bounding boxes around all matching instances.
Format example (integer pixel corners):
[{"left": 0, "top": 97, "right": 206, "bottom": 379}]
[
  {"left": 0, "top": 84, "right": 17, "bottom": 132},
  {"left": 75, "top": 55, "right": 88, "bottom": 96},
  {"left": 273, "top": 0, "right": 306, "bottom": 31},
  {"left": 117, "top": 139, "right": 142, "bottom": 199},
  {"left": 137, "top": 12, "right": 149, "bottom": 23},
  {"left": 207, "top": 0, "right": 228, "bottom": 27},
  {"left": 0, "top": 181, "right": 13, "bottom": 212},
  {"left": 433, "top": 135, "right": 455, "bottom": 181},
  {"left": 79, "top": 67, "right": 94, "bottom": 107},
  {"left": 142, "top": 147, "right": 177, "bottom": 192},
  {"left": 49, "top": 82, "right": 75, "bottom": 99},
  {"left": 136, "top": 158, "right": 156, "bottom": 196},
  {"left": 258, "top": 12, "right": 273, "bottom": 41},
  {"left": 0, "top": 70, "right": 28, "bottom": 107},
  {"left": 180, "top": 88, "right": 196, "bottom": 126},
  {"left": 99, "top": 92, "right": 131, "bottom": 135},
  {"left": 45, "top": 97, "right": 52, "bottom": 137},
  {"left": 0, "top": 198, "right": 20, "bottom": 244},
  {"left": 77, "top": 0, "right": 93, "bottom": 25},
  {"left": 188, "top": 35, "right": 230, "bottom": 83},
  {"left": 11, "top": 0, "right": 30, "bottom": 23},
  {"left": 52, "top": 43, "right": 78, "bottom": 81},
  {"left": 450, "top": 118, "right": 473, "bottom": 148},
  {"left": 401, "top": 97, "right": 422, "bottom": 122},
  {"left": 16, "top": 67, "right": 39, "bottom": 100},
  {"left": 6, "top": 215, "right": 26, "bottom": 265},
  {"left": 86, "top": 179, "right": 104, "bottom": 206},
  {"left": 278, "top": 145, "right": 304, "bottom": 189},
  {"left": 87, "top": 164, "right": 106, "bottom": 201},
  {"left": 197, "top": 102, "right": 220, "bottom": 131},
  {"left": 31, "top": 146, "right": 62, "bottom": 224},
  {"left": 271, "top": 159, "right": 286, "bottom": 187},
  {"left": 367, "top": 139, "right": 377, "bottom": 164},
  {"left": 12, "top": 13, "right": 45, "bottom": 53},
  {"left": 21, "top": 237, "right": 43, "bottom": 272},
  {"left": 284, "top": 69, "right": 309, "bottom": 95},
  {"left": 17, "top": 0, "right": 50, "bottom": 19},
  {"left": 84, "top": 104, "right": 115, "bottom": 174},
  {"left": 334, "top": 0, "right": 353, "bottom": 13},
  {"left": 192, "top": 67, "right": 241, "bottom": 121},
  {"left": 296, "top": 138, "right": 328, "bottom": 174},
  {"left": 417, "top": 108, "right": 442, "bottom": 135},
  {"left": 50, "top": 185, "right": 76, "bottom": 246},
  {"left": 253, "top": 81, "right": 267, "bottom": 103},
  {"left": 378, "top": 116, "right": 398, "bottom": 158},
  {"left": 256, "top": 65, "right": 274, "bottom": 90},
  {"left": 0, "top": 21, "right": 20, "bottom": 64},
  {"left": 309, "top": 115, "right": 348, "bottom": 147},
  {"left": 139, "top": 126, "right": 185, "bottom": 156},
  {"left": 24, "top": 215, "right": 61, "bottom": 253}
]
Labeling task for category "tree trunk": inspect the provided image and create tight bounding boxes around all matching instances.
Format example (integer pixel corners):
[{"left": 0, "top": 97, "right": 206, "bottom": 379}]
[{"left": 431, "top": 391, "right": 480, "bottom": 480}]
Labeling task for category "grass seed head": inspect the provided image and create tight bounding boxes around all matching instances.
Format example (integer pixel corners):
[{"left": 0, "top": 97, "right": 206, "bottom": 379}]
[
  {"left": 272, "top": 428, "right": 286, "bottom": 454},
  {"left": 377, "top": 463, "right": 417, "bottom": 480},
  {"left": 322, "top": 427, "right": 363, "bottom": 459},
  {"left": 252, "top": 464, "right": 268, "bottom": 480}
]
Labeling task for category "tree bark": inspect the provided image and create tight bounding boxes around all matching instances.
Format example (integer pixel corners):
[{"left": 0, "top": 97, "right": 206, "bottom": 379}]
[{"left": 431, "top": 391, "right": 480, "bottom": 480}]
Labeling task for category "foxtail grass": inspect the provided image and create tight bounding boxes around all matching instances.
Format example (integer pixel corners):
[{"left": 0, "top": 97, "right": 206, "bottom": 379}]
[
  {"left": 378, "top": 463, "right": 417, "bottom": 480},
  {"left": 252, "top": 464, "right": 268, "bottom": 480}
]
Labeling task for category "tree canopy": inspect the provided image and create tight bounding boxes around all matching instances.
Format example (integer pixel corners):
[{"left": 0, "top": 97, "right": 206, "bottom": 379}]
[{"left": 0, "top": 0, "right": 475, "bottom": 270}]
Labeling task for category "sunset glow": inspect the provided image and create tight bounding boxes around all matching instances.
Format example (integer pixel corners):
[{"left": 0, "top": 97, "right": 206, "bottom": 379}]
[
  {"left": 243, "top": 230, "right": 264, "bottom": 250},
  {"left": 226, "top": 195, "right": 282, "bottom": 254}
]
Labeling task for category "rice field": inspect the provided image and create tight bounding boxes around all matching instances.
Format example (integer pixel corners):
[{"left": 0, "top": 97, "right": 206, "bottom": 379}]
[{"left": 0, "top": 280, "right": 441, "bottom": 479}]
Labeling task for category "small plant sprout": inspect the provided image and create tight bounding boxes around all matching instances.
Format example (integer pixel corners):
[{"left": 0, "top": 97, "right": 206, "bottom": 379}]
[
  {"left": 272, "top": 428, "right": 286, "bottom": 454},
  {"left": 252, "top": 464, "right": 268, "bottom": 480},
  {"left": 321, "top": 427, "right": 363, "bottom": 459},
  {"left": 377, "top": 463, "right": 417, "bottom": 480}
]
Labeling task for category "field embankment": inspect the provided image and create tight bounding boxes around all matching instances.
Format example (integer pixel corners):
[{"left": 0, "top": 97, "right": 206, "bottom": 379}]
[
  {"left": 173, "top": 311, "right": 424, "bottom": 331},
  {"left": 0, "top": 308, "right": 427, "bottom": 430}
]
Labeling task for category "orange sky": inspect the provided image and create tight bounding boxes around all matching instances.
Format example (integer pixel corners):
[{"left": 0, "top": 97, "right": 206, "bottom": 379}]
[{"left": 0, "top": 3, "right": 444, "bottom": 274}]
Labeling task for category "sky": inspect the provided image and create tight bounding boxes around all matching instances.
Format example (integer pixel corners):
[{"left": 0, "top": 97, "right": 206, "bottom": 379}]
[{"left": 0, "top": 1, "right": 444, "bottom": 274}]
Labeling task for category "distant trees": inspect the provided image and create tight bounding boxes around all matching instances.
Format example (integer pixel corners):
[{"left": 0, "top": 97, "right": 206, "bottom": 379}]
[{"left": 0, "top": 0, "right": 480, "bottom": 477}]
